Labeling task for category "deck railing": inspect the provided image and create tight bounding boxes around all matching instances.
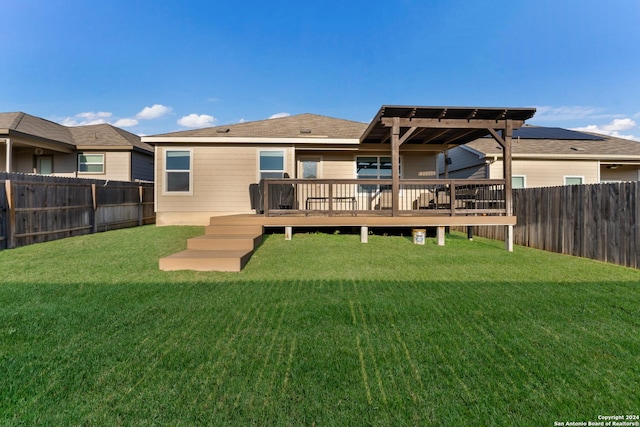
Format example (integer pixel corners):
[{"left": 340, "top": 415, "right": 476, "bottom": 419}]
[{"left": 261, "top": 179, "right": 507, "bottom": 217}]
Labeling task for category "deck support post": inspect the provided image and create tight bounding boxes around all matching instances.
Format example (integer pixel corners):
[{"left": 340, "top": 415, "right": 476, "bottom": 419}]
[
  {"left": 360, "top": 226, "right": 368, "bottom": 243},
  {"left": 285, "top": 226, "right": 292, "bottom": 240},
  {"left": 505, "top": 225, "right": 513, "bottom": 252},
  {"left": 436, "top": 226, "right": 445, "bottom": 246}
]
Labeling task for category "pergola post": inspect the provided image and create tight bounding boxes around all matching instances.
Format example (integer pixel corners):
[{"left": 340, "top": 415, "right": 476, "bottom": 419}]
[
  {"left": 391, "top": 117, "right": 400, "bottom": 216},
  {"left": 503, "top": 120, "right": 513, "bottom": 216}
]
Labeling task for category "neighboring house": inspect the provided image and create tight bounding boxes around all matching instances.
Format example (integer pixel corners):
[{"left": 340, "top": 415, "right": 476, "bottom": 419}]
[
  {"left": 0, "top": 112, "right": 154, "bottom": 181},
  {"left": 143, "top": 107, "right": 536, "bottom": 226},
  {"left": 441, "top": 126, "right": 640, "bottom": 187}
]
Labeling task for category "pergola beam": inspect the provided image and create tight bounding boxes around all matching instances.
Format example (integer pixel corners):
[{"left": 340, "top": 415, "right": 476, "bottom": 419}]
[
  {"left": 487, "top": 128, "right": 506, "bottom": 147},
  {"left": 421, "top": 128, "right": 450, "bottom": 144},
  {"left": 441, "top": 128, "right": 480, "bottom": 144},
  {"left": 399, "top": 127, "right": 418, "bottom": 145},
  {"left": 381, "top": 117, "right": 525, "bottom": 129}
]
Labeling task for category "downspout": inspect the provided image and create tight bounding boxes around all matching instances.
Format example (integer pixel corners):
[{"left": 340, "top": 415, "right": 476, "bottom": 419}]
[{"left": 5, "top": 138, "right": 11, "bottom": 172}]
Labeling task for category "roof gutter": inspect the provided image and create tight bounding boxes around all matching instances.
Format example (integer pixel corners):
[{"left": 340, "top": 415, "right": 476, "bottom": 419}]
[
  {"left": 142, "top": 136, "right": 361, "bottom": 145},
  {"left": 481, "top": 153, "right": 640, "bottom": 161}
]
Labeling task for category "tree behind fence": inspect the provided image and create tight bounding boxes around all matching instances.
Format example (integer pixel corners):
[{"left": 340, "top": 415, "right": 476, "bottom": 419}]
[
  {"left": 0, "top": 172, "right": 155, "bottom": 249},
  {"left": 462, "top": 182, "right": 639, "bottom": 269}
]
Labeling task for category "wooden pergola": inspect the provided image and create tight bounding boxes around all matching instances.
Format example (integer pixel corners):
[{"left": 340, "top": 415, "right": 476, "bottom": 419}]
[{"left": 360, "top": 105, "right": 537, "bottom": 216}]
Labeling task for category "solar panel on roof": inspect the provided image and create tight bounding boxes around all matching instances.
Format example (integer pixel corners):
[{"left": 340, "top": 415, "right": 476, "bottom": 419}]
[{"left": 513, "top": 127, "right": 604, "bottom": 140}]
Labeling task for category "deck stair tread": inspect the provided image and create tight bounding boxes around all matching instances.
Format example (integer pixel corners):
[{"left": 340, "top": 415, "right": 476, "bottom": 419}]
[
  {"left": 205, "top": 224, "right": 263, "bottom": 235},
  {"left": 192, "top": 234, "right": 262, "bottom": 240},
  {"left": 163, "top": 249, "right": 252, "bottom": 259},
  {"left": 159, "top": 216, "right": 265, "bottom": 272}
]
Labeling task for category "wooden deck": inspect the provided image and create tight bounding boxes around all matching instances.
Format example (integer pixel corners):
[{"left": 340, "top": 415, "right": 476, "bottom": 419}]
[
  {"left": 159, "top": 214, "right": 516, "bottom": 272},
  {"left": 212, "top": 213, "right": 517, "bottom": 227}
]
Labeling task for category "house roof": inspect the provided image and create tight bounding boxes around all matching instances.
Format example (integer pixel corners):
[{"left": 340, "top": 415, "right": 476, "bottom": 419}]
[
  {"left": 69, "top": 124, "right": 153, "bottom": 152},
  {"left": 464, "top": 126, "right": 640, "bottom": 160},
  {"left": 0, "top": 112, "right": 75, "bottom": 146},
  {"left": 152, "top": 113, "right": 368, "bottom": 139},
  {"left": 0, "top": 112, "right": 151, "bottom": 153}
]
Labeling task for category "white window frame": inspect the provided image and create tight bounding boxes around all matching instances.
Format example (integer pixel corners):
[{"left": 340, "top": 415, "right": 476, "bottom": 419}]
[
  {"left": 78, "top": 153, "right": 105, "bottom": 174},
  {"left": 512, "top": 175, "right": 526, "bottom": 189},
  {"left": 257, "top": 149, "right": 286, "bottom": 181},
  {"left": 164, "top": 148, "right": 193, "bottom": 195},
  {"left": 564, "top": 176, "right": 584, "bottom": 186}
]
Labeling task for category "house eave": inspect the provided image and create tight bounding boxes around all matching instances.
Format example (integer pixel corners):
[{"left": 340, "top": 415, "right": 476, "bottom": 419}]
[
  {"left": 75, "top": 145, "right": 135, "bottom": 151},
  {"left": 489, "top": 153, "right": 640, "bottom": 161},
  {"left": 142, "top": 136, "right": 361, "bottom": 145},
  {"left": 1, "top": 130, "right": 75, "bottom": 153}
]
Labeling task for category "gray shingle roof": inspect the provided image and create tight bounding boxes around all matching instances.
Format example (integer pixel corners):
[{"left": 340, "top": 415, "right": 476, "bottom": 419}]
[
  {"left": 0, "top": 112, "right": 75, "bottom": 145},
  {"left": 153, "top": 113, "right": 368, "bottom": 139},
  {"left": 0, "top": 112, "right": 150, "bottom": 153},
  {"left": 69, "top": 124, "right": 153, "bottom": 152}
]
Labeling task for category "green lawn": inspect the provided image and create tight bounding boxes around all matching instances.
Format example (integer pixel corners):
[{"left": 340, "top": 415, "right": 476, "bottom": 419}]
[{"left": 1, "top": 226, "right": 639, "bottom": 426}]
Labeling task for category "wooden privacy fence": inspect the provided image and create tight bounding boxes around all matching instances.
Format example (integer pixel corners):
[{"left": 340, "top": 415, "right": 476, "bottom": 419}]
[
  {"left": 0, "top": 176, "right": 154, "bottom": 249},
  {"left": 459, "top": 182, "right": 639, "bottom": 269}
]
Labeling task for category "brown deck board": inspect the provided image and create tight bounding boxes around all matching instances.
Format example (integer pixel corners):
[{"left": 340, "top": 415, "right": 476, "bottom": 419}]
[{"left": 211, "top": 214, "right": 517, "bottom": 227}]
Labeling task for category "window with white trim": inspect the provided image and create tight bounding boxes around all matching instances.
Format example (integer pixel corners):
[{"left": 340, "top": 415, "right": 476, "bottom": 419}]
[
  {"left": 512, "top": 176, "right": 526, "bottom": 189},
  {"left": 78, "top": 153, "right": 104, "bottom": 174},
  {"left": 165, "top": 150, "right": 191, "bottom": 192},
  {"left": 564, "top": 176, "right": 583, "bottom": 186},
  {"left": 259, "top": 150, "right": 285, "bottom": 179}
]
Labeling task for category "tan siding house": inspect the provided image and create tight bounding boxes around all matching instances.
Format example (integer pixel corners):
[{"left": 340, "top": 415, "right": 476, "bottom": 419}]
[
  {"left": 442, "top": 126, "right": 640, "bottom": 187},
  {"left": 1, "top": 112, "right": 154, "bottom": 181},
  {"left": 145, "top": 113, "right": 445, "bottom": 225}
]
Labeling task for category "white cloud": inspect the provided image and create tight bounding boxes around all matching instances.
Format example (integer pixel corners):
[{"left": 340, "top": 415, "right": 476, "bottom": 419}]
[
  {"left": 268, "top": 112, "right": 290, "bottom": 119},
  {"left": 113, "top": 118, "right": 139, "bottom": 127},
  {"left": 238, "top": 118, "right": 246, "bottom": 123},
  {"left": 60, "top": 111, "right": 112, "bottom": 126},
  {"left": 533, "top": 106, "right": 605, "bottom": 122},
  {"left": 572, "top": 118, "right": 639, "bottom": 141},
  {"left": 602, "top": 118, "right": 636, "bottom": 132},
  {"left": 136, "top": 104, "right": 172, "bottom": 120},
  {"left": 177, "top": 113, "right": 216, "bottom": 128}
]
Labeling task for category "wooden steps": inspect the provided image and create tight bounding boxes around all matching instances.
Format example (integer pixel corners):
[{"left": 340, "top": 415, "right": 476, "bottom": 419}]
[{"left": 159, "top": 219, "right": 263, "bottom": 272}]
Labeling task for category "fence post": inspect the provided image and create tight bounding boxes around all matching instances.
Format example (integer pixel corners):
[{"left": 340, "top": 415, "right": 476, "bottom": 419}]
[
  {"left": 91, "top": 183, "right": 97, "bottom": 233},
  {"left": 138, "top": 185, "right": 143, "bottom": 226},
  {"left": 5, "top": 180, "right": 15, "bottom": 249}
]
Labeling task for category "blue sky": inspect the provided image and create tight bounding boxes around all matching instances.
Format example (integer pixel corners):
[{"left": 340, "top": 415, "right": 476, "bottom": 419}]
[{"left": 2, "top": 0, "right": 639, "bottom": 139}]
